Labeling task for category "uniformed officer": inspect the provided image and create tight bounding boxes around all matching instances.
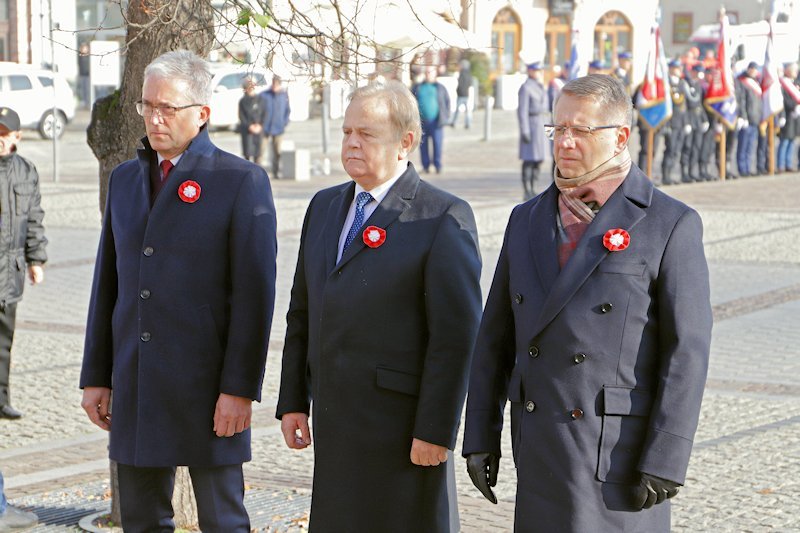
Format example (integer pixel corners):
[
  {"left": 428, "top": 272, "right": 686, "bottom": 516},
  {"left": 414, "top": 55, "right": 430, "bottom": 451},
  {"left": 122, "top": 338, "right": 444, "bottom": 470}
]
[
  {"left": 735, "top": 61, "right": 763, "bottom": 176},
  {"left": 661, "top": 60, "right": 692, "bottom": 185},
  {"left": 681, "top": 64, "right": 709, "bottom": 181},
  {"left": 517, "top": 61, "right": 550, "bottom": 200},
  {"left": 613, "top": 51, "right": 633, "bottom": 94}
]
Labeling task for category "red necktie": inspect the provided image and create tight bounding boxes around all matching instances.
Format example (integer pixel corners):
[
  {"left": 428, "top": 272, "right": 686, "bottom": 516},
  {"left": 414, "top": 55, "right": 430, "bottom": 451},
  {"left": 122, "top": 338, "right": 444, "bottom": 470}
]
[{"left": 160, "top": 159, "right": 174, "bottom": 181}]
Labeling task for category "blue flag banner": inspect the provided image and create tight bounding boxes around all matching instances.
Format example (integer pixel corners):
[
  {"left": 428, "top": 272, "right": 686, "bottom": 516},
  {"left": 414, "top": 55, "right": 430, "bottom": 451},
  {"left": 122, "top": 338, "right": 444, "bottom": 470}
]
[{"left": 635, "top": 24, "right": 672, "bottom": 130}]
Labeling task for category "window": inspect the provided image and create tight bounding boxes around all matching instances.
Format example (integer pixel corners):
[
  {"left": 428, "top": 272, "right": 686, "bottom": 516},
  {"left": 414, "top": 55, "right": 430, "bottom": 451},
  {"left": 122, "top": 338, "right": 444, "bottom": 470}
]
[
  {"left": 593, "top": 11, "right": 632, "bottom": 70},
  {"left": 38, "top": 76, "right": 54, "bottom": 88},
  {"left": 9, "top": 75, "right": 32, "bottom": 91},
  {"left": 673, "top": 13, "right": 692, "bottom": 44},
  {"left": 490, "top": 7, "right": 521, "bottom": 78}
]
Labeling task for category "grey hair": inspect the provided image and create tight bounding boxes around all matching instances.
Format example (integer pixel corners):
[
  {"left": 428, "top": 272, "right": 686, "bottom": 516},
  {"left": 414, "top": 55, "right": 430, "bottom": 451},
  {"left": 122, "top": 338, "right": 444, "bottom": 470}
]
[
  {"left": 348, "top": 81, "right": 422, "bottom": 153},
  {"left": 555, "top": 74, "right": 633, "bottom": 125},
  {"left": 144, "top": 50, "right": 213, "bottom": 104}
]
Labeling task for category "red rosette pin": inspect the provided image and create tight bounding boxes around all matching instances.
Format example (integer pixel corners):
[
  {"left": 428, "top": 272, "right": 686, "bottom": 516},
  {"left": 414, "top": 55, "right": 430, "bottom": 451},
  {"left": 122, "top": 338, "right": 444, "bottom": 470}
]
[
  {"left": 362, "top": 225, "right": 386, "bottom": 248},
  {"left": 603, "top": 228, "right": 630, "bottom": 252},
  {"left": 178, "top": 180, "right": 201, "bottom": 203}
]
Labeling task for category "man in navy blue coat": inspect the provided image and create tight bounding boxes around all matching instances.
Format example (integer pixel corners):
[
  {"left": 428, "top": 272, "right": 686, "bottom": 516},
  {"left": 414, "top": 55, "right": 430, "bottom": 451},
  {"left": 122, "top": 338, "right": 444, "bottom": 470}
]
[
  {"left": 463, "top": 75, "right": 712, "bottom": 532},
  {"left": 260, "top": 75, "right": 291, "bottom": 178},
  {"left": 276, "top": 81, "right": 481, "bottom": 532},
  {"left": 80, "top": 50, "right": 277, "bottom": 532}
]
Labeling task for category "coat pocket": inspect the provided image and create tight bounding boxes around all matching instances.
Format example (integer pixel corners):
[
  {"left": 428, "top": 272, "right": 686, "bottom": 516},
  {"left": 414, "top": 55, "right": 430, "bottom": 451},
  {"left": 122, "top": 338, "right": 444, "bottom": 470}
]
[
  {"left": 375, "top": 366, "right": 421, "bottom": 397},
  {"left": 597, "top": 386, "right": 652, "bottom": 483},
  {"left": 13, "top": 182, "right": 35, "bottom": 215},
  {"left": 597, "top": 260, "right": 646, "bottom": 276}
]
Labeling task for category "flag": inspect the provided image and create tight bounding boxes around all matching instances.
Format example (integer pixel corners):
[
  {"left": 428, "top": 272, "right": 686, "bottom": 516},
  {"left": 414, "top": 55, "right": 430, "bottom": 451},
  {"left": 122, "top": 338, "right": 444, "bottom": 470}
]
[
  {"left": 760, "top": 21, "right": 783, "bottom": 122},
  {"left": 568, "top": 29, "right": 582, "bottom": 80},
  {"left": 703, "top": 14, "right": 738, "bottom": 129},
  {"left": 635, "top": 24, "right": 672, "bottom": 130}
]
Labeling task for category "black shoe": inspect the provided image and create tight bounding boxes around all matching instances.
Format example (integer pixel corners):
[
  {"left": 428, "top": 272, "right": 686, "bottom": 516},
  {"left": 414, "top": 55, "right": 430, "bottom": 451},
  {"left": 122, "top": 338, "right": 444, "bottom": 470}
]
[{"left": 0, "top": 404, "right": 23, "bottom": 419}]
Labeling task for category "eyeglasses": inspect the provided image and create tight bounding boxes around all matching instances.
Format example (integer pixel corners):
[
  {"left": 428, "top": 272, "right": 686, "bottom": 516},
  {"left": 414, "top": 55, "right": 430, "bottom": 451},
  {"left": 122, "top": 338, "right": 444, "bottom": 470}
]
[
  {"left": 136, "top": 101, "right": 203, "bottom": 118},
  {"left": 543, "top": 124, "right": 621, "bottom": 141}
]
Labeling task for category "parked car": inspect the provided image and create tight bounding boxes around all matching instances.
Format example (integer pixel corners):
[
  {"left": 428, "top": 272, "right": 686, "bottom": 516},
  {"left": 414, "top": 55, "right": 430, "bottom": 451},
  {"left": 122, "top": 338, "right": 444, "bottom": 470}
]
[
  {"left": 208, "top": 64, "right": 271, "bottom": 130},
  {"left": 0, "top": 62, "right": 76, "bottom": 139}
]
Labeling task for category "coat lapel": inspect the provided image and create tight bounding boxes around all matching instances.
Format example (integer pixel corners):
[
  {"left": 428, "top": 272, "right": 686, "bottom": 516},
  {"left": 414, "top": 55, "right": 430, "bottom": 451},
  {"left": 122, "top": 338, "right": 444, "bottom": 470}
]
[
  {"left": 528, "top": 184, "right": 560, "bottom": 295},
  {"left": 335, "top": 164, "right": 418, "bottom": 271},
  {"left": 532, "top": 167, "right": 653, "bottom": 336},
  {"left": 324, "top": 182, "right": 355, "bottom": 272}
]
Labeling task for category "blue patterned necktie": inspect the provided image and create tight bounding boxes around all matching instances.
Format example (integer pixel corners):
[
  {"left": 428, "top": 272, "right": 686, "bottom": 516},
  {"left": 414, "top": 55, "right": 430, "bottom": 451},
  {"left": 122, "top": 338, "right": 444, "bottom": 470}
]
[{"left": 343, "top": 191, "right": 374, "bottom": 251}]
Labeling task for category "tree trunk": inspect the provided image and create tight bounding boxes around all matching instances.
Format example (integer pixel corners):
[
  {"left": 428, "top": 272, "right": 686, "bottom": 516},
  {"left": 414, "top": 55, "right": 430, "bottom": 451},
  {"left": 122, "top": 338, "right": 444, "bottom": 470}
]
[{"left": 88, "top": 1, "right": 214, "bottom": 526}]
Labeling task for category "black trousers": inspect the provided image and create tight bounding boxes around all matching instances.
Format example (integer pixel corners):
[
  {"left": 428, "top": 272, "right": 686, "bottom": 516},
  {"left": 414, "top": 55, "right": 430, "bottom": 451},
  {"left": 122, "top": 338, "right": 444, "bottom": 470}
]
[
  {"left": 117, "top": 463, "right": 249, "bottom": 533},
  {"left": 0, "top": 302, "right": 18, "bottom": 407},
  {"left": 240, "top": 132, "right": 263, "bottom": 163}
]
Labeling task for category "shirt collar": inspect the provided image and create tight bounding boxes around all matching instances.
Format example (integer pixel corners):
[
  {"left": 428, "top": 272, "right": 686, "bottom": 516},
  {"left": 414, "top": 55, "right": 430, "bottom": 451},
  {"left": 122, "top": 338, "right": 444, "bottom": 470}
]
[{"left": 353, "top": 160, "right": 408, "bottom": 203}]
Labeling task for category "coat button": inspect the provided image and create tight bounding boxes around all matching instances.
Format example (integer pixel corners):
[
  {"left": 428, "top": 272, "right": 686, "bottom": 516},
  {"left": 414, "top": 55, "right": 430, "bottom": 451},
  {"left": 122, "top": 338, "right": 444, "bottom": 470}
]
[
  {"left": 140, "top": 289, "right": 151, "bottom": 299},
  {"left": 143, "top": 246, "right": 154, "bottom": 257},
  {"left": 573, "top": 353, "right": 586, "bottom": 364},
  {"left": 140, "top": 331, "right": 151, "bottom": 342},
  {"left": 600, "top": 302, "right": 613, "bottom": 313},
  {"left": 525, "top": 401, "right": 536, "bottom": 412},
  {"left": 514, "top": 293, "right": 523, "bottom": 304},
  {"left": 528, "top": 345, "right": 539, "bottom": 358},
  {"left": 570, "top": 408, "right": 584, "bottom": 420}
]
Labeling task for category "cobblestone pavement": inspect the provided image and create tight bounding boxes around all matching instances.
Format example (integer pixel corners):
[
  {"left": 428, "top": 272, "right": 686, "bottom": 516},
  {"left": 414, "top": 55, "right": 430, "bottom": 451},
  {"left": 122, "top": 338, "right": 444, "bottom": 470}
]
[{"left": 0, "top": 109, "right": 798, "bottom": 531}]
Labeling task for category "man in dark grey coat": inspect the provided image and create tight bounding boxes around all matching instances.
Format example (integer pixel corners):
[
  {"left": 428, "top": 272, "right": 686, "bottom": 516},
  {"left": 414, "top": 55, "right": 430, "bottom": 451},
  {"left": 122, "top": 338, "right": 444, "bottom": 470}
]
[
  {"left": 277, "top": 81, "right": 481, "bottom": 532},
  {"left": 0, "top": 107, "right": 47, "bottom": 420},
  {"left": 518, "top": 62, "right": 550, "bottom": 200},
  {"left": 463, "top": 75, "right": 712, "bottom": 532}
]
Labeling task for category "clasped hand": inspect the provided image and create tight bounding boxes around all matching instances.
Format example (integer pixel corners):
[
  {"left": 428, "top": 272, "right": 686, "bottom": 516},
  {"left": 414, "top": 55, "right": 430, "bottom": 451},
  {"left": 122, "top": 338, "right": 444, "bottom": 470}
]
[{"left": 634, "top": 473, "right": 681, "bottom": 509}]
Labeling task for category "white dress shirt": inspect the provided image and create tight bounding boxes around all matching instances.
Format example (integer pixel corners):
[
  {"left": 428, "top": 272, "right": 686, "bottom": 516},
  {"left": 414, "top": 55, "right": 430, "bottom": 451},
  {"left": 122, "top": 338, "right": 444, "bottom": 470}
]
[
  {"left": 156, "top": 153, "right": 183, "bottom": 178},
  {"left": 337, "top": 160, "right": 409, "bottom": 262}
]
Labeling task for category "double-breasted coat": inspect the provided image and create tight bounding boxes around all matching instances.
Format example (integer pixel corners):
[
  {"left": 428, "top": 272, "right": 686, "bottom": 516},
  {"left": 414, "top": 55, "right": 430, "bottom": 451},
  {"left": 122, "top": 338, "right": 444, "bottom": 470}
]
[
  {"left": 518, "top": 77, "right": 549, "bottom": 162},
  {"left": 276, "top": 164, "right": 482, "bottom": 532},
  {"left": 80, "top": 128, "right": 277, "bottom": 467},
  {"left": 463, "top": 166, "right": 712, "bottom": 532}
]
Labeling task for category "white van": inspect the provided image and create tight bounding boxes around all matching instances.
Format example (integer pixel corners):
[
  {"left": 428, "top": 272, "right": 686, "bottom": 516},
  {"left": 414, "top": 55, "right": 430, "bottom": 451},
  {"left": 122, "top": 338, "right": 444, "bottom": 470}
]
[
  {"left": 0, "top": 62, "right": 76, "bottom": 139},
  {"left": 689, "top": 21, "right": 799, "bottom": 74}
]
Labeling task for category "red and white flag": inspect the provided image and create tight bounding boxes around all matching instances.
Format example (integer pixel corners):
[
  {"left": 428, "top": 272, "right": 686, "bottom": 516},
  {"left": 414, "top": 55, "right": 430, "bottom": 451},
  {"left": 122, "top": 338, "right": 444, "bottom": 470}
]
[{"left": 761, "top": 20, "right": 784, "bottom": 122}]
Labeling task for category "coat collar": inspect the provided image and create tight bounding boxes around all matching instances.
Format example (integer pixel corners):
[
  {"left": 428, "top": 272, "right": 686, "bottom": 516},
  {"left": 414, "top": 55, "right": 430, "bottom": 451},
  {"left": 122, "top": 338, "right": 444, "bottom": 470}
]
[
  {"left": 324, "top": 162, "right": 419, "bottom": 273},
  {"left": 530, "top": 164, "right": 653, "bottom": 336},
  {"left": 136, "top": 125, "right": 215, "bottom": 209}
]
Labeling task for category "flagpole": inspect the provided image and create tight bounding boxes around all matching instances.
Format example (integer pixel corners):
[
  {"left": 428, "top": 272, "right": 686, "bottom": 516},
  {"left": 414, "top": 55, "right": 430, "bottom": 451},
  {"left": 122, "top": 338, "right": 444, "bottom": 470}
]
[
  {"left": 768, "top": 119, "right": 775, "bottom": 175},
  {"left": 719, "top": 133, "right": 726, "bottom": 181}
]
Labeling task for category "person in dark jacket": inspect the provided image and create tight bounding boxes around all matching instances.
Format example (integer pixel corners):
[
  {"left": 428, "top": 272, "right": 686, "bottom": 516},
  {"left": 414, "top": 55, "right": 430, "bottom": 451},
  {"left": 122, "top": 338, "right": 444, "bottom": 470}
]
[
  {"left": 450, "top": 59, "right": 473, "bottom": 129},
  {"left": 412, "top": 67, "right": 451, "bottom": 174},
  {"left": 682, "top": 64, "right": 710, "bottom": 181},
  {"left": 662, "top": 60, "right": 692, "bottom": 185},
  {"left": 0, "top": 107, "right": 47, "bottom": 420},
  {"left": 79, "top": 50, "right": 277, "bottom": 532},
  {"left": 238, "top": 77, "right": 267, "bottom": 163},
  {"left": 261, "top": 75, "right": 291, "bottom": 178},
  {"left": 736, "top": 62, "right": 763, "bottom": 176},
  {"left": 464, "top": 75, "right": 712, "bottom": 533},
  {"left": 277, "top": 81, "right": 481, "bottom": 532}
]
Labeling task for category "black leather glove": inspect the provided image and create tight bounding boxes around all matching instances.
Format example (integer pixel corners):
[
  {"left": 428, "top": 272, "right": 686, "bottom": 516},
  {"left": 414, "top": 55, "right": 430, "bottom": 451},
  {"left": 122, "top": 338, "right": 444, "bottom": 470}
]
[
  {"left": 521, "top": 133, "right": 531, "bottom": 144},
  {"left": 465, "top": 452, "right": 499, "bottom": 504},
  {"left": 635, "top": 473, "right": 681, "bottom": 509}
]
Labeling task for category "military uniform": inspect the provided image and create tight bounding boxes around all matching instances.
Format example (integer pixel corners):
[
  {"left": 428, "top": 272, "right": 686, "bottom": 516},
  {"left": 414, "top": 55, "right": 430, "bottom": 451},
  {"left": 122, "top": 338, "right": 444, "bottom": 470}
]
[
  {"left": 662, "top": 75, "right": 691, "bottom": 185},
  {"left": 682, "top": 70, "right": 709, "bottom": 181}
]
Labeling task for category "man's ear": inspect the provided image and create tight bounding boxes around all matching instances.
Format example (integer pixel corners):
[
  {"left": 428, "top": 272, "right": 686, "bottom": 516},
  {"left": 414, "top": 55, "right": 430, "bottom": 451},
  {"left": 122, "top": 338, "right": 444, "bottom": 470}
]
[
  {"left": 199, "top": 105, "right": 211, "bottom": 126},
  {"left": 616, "top": 125, "right": 631, "bottom": 153},
  {"left": 398, "top": 130, "right": 414, "bottom": 159}
]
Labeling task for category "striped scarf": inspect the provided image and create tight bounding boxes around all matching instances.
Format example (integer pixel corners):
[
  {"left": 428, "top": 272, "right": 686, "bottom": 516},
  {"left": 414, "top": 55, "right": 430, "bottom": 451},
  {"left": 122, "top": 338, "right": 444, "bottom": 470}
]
[{"left": 554, "top": 150, "right": 631, "bottom": 268}]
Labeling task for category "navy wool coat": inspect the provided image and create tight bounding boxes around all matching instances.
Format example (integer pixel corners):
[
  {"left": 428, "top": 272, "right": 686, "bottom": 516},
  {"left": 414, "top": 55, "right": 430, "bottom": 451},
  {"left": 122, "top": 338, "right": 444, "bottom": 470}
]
[
  {"left": 277, "top": 164, "right": 482, "bottom": 532},
  {"left": 463, "top": 165, "right": 712, "bottom": 532},
  {"left": 80, "top": 128, "right": 277, "bottom": 467}
]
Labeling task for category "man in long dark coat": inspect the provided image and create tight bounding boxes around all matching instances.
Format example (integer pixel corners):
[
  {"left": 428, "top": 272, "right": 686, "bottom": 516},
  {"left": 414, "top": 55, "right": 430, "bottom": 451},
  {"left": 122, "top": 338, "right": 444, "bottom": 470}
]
[
  {"left": 463, "top": 74, "right": 712, "bottom": 532},
  {"left": 518, "top": 62, "right": 550, "bottom": 200},
  {"left": 80, "top": 50, "right": 277, "bottom": 532},
  {"left": 277, "top": 81, "right": 482, "bottom": 532}
]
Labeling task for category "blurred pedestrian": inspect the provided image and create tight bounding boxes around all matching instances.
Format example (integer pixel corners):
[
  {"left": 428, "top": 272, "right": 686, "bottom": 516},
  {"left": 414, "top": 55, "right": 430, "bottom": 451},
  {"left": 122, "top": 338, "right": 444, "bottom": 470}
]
[
  {"left": 0, "top": 470, "right": 38, "bottom": 530},
  {"left": 613, "top": 51, "right": 633, "bottom": 93},
  {"left": 683, "top": 64, "right": 709, "bottom": 181},
  {"left": 778, "top": 62, "right": 800, "bottom": 172},
  {"left": 80, "top": 50, "right": 277, "bottom": 532},
  {"left": 0, "top": 107, "right": 47, "bottom": 421},
  {"left": 662, "top": 59, "right": 692, "bottom": 185},
  {"left": 450, "top": 59, "right": 473, "bottom": 129},
  {"left": 736, "top": 62, "right": 762, "bottom": 176},
  {"left": 412, "top": 67, "right": 451, "bottom": 174},
  {"left": 277, "top": 80, "right": 481, "bottom": 532},
  {"left": 464, "top": 74, "right": 712, "bottom": 532},
  {"left": 518, "top": 62, "right": 550, "bottom": 200},
  {"left": 238, "top": 77, "right": 266, "bottom": 163},
  {"left": 261, "top": 75, "right": 291, "bottom": 178}
]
